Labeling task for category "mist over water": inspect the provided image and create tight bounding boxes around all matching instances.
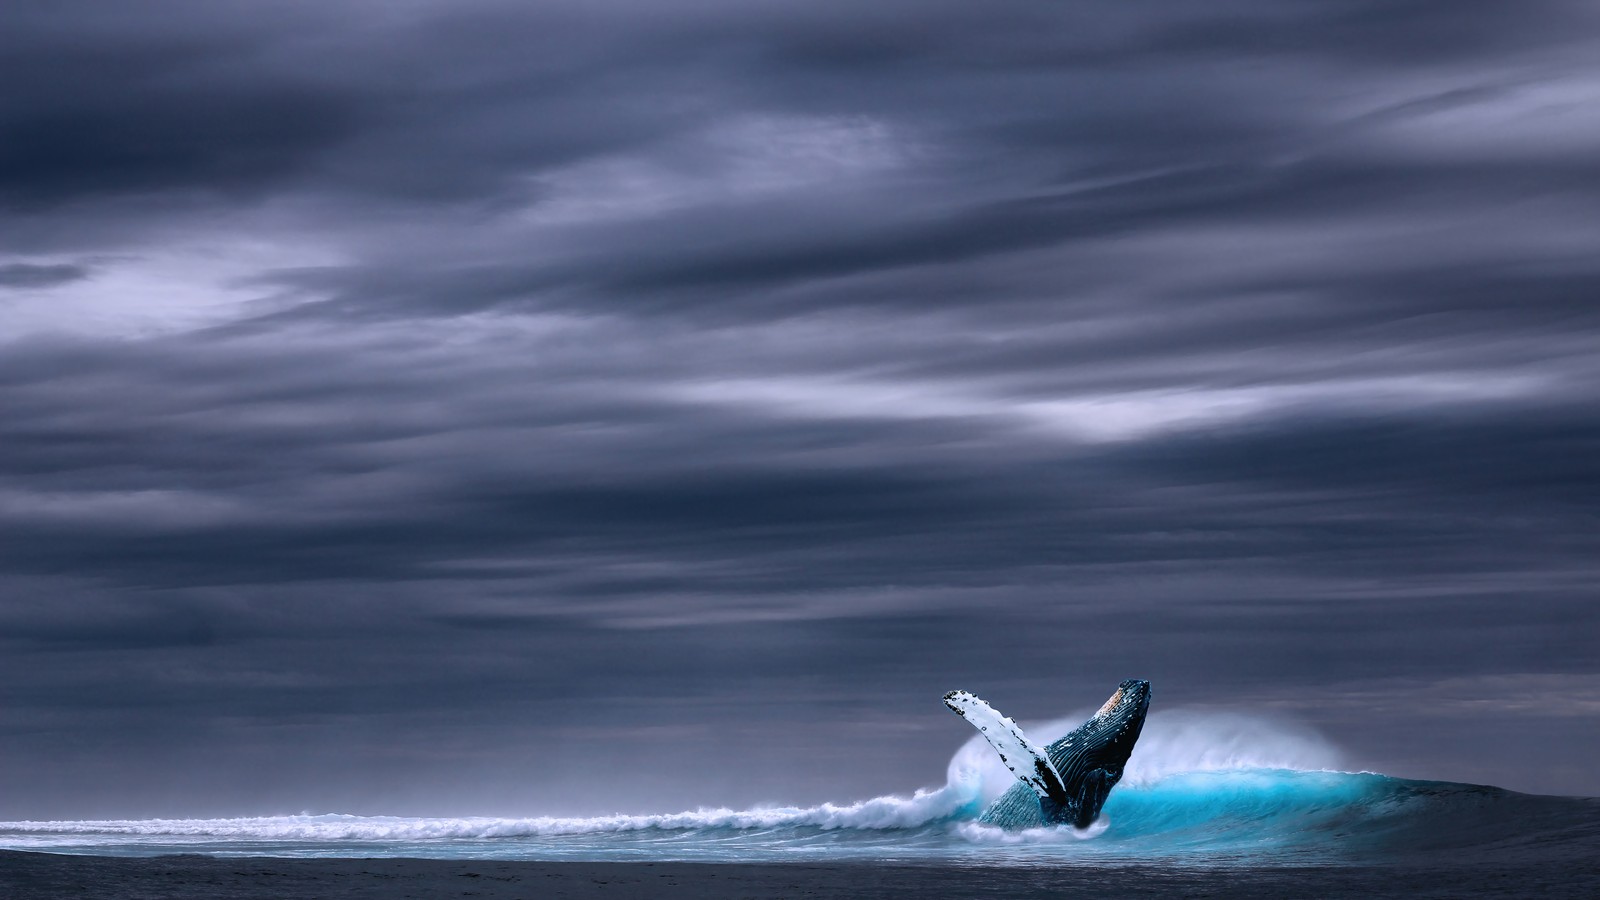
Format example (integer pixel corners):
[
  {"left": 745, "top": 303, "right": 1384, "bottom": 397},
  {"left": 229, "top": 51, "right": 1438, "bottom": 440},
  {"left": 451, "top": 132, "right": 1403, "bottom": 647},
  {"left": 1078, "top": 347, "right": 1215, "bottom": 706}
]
[
  {"left": 8, "top": 708, "right": 1593, "bottom": 865},
  {"left": 950, "top": 708, "right": 1344, "bottom": 805}
]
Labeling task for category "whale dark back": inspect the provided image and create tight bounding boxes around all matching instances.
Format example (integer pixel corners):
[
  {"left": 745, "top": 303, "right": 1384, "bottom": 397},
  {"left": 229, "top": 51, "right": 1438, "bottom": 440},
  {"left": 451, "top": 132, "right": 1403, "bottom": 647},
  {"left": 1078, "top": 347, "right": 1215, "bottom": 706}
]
[{"left": 1046, "top": 679, "right": 1149, "bottom": 788}]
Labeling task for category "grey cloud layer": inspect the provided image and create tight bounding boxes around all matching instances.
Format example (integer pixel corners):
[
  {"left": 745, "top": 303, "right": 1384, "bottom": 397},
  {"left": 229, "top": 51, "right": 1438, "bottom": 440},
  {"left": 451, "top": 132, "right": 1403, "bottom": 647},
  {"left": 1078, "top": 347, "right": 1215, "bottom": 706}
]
[{"left": 2, "top": 0, "right": 1598, "bottom": 815}]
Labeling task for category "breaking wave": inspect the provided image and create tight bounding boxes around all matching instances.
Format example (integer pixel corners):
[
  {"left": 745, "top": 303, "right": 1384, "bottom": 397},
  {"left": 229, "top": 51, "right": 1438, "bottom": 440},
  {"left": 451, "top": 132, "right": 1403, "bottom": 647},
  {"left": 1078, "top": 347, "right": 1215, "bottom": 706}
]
[{"left": 3, "top": 710, "right": 1594, "bottom": 864}]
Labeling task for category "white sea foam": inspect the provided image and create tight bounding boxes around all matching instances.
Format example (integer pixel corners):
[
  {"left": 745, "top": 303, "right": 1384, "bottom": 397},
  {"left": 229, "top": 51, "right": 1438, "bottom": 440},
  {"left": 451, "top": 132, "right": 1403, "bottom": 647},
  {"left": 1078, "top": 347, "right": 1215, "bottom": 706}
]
[
  {"left": 0, "top": 709, "right": 1341, "bottom": 842},
  {"left": 1122, "top": 709, "right": 1343, "bottom": 785},
  {"left": 0, "top": 785, "right": 978, "bottom": 841},
  {"left": 954, "top": 817, "right": 1109, "bottom": 845}
]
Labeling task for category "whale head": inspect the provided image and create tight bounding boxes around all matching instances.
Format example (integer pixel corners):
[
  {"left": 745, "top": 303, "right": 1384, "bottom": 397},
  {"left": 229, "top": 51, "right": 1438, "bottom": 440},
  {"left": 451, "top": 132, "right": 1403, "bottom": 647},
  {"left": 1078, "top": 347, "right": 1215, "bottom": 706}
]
[
  {"left": 1070, "top": 678, "right": 1151, "bottom": 778},
  {"left": 1092, "top": 679, "right": 1152, "bottom": 727}
]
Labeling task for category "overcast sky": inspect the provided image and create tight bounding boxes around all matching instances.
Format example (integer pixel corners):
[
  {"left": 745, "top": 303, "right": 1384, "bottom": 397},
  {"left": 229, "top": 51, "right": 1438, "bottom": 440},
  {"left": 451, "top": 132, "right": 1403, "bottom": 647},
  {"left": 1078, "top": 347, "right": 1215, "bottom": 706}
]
[{"left": 2, "top": 0, "right": 1598, "bottom": 818}]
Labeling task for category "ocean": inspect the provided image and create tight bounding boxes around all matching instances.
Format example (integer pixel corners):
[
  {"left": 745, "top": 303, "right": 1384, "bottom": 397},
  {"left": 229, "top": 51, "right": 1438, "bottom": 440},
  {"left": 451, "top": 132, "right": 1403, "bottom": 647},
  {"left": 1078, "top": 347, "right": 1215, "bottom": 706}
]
[{"left": 2, "top": 711, "right": 1595, "bottom": 872}]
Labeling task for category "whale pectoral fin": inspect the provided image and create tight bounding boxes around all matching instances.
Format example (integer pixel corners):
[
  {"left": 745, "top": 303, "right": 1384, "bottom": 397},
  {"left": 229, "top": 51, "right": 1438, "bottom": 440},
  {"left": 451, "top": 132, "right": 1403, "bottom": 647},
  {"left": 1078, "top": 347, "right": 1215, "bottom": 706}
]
[
  {"left": 943, "top": 690, "right": 1070, "bottom": 806},
  {"left": 1071, "top": 768, "right": 1113, "bottom": 829}
]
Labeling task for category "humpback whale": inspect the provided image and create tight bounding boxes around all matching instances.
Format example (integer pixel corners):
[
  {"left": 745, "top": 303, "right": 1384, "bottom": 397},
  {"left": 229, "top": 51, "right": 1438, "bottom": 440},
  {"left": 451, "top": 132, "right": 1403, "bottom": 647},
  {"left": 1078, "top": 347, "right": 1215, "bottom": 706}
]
[{"left": 944, "top": 679, "right": 1150, "bottom": 829}]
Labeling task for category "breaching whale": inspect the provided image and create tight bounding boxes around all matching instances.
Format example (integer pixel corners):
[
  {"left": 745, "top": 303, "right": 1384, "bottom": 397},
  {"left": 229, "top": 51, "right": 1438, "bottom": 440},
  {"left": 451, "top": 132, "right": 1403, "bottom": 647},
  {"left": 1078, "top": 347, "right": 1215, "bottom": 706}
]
[{"left": 944, "top": 679, "right": 1150, "bottom": 829}]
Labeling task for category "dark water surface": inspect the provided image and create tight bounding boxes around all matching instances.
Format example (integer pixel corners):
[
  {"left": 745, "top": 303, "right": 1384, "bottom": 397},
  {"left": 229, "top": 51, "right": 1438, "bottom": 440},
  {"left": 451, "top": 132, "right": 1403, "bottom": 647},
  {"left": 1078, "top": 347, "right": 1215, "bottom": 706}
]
[
  {"left": 3, "top": 851, "right": 1599, "bottom": 899},
  {"left": 4, "top": 770, "right": 1598, "bottom": 896},
  {"left": 4, "top": 771, "right": 1596, "bottom": 865}
]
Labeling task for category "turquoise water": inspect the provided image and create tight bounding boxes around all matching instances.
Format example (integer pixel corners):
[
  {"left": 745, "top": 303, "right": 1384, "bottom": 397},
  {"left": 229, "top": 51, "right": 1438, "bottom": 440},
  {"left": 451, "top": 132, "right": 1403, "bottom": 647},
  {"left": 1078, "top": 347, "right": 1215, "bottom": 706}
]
[
  {"left": 3, "top": 769, "right": 1588, "bottom": 865},
  {"left": 4, "top": 712, "right": 1594, "bottom": 865}
]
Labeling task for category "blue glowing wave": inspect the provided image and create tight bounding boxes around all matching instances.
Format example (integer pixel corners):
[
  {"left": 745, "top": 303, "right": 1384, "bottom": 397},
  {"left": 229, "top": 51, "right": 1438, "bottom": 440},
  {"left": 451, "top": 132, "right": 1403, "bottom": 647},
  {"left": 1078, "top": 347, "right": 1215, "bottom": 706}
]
[{"left": 3, "top": 769, "right": 1593, "bottom": 864}]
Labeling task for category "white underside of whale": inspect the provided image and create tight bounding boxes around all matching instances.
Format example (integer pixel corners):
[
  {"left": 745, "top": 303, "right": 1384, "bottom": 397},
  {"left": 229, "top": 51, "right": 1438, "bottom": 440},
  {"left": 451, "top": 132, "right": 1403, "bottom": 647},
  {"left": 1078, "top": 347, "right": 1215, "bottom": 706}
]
[{"left": 942, "top": 690, "right": 1068, "bottom": 804}]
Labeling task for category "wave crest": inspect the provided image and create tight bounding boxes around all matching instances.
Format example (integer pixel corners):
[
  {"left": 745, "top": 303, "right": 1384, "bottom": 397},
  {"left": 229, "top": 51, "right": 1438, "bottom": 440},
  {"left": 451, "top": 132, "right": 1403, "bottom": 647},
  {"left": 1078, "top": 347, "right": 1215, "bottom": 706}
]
[
  {"left": 2, "top": 709, "right": 1434, "bottom": 857},
  {"left": 0, "top": 785, "right": 978, "bottom": 840}
]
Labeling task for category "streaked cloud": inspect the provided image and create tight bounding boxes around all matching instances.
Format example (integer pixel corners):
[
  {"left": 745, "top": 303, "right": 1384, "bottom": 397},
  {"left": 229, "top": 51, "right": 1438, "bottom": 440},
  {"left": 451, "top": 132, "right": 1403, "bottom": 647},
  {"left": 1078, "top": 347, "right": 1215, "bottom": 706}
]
[{"left": 1, "top": 0, "right": 1596, "bottom": 815}]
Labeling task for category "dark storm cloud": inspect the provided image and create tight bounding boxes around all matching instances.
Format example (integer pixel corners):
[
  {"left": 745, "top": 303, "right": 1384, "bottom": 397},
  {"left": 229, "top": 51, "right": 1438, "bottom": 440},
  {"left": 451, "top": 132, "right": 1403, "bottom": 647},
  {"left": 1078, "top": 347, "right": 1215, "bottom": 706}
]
[{"left": 2, "top": 0, "right": 1598, "bottom": 817}]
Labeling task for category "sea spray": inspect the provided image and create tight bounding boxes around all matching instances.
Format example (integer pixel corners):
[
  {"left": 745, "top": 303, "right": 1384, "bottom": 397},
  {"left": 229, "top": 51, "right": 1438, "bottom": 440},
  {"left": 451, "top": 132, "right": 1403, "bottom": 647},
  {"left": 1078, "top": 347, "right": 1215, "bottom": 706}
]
[
  {"left": 3, "top": 709, "right": 1586, "bottom": 864},
  {"left": 1, "top": 710, "right": 1345, "bottom": 844},
  {"left": 947, "top": 707, "right": 1344, "bottom": 808}
]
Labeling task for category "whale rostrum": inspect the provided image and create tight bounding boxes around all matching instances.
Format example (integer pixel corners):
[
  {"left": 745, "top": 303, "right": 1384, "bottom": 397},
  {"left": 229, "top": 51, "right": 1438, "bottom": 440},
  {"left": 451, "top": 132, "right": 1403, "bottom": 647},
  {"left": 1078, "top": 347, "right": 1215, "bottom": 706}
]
[{"left": 944, "top": 680, "right": 1151, "bottom": 829}]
